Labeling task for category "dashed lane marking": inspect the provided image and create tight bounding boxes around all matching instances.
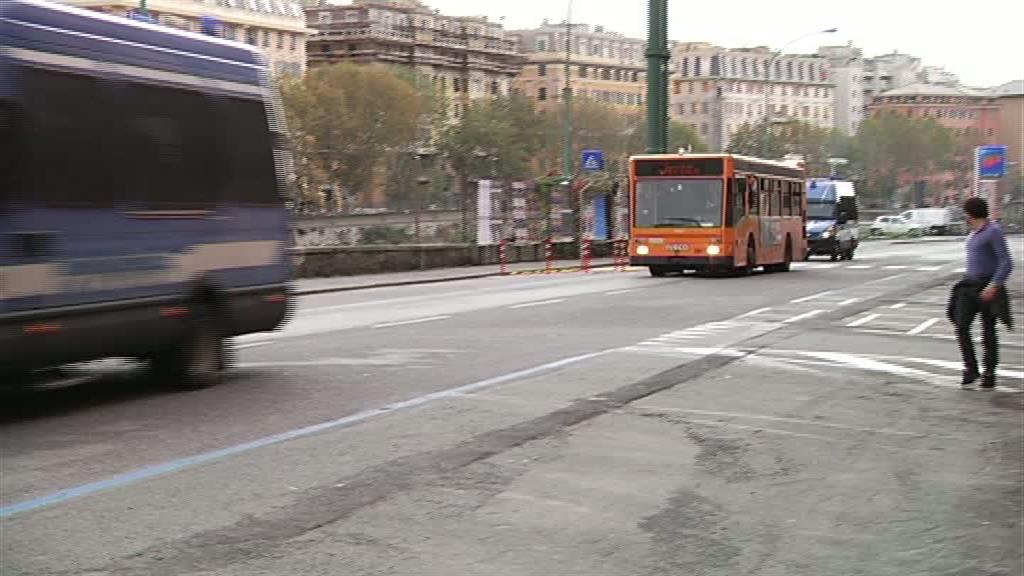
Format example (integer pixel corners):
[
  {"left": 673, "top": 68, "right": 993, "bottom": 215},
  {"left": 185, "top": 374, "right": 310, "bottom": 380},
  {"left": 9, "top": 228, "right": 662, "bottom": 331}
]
[
  {"left": 508, "top": 298, "right": 566, "bottom": 309},
  {"left": 847, "top": 313, "right": 881, "bottom": 327},
  {"left": 791, "top": 290, "right": 833, "bottom": 303},
  {"left": 907, "top": 318, "right": 940, "bottom": 335},
  {"left": 372, "top": 315, "right": 451, "bottom": 329},
  {"left": 783, "top": 309, "right": 824, "bottom": 324}
]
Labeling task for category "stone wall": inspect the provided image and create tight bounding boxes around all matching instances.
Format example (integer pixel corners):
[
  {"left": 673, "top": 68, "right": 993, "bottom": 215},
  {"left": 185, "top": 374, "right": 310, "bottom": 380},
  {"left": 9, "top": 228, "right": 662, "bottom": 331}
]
[{"left": 290, "top": 241, "right": 616, "bottom": 278}]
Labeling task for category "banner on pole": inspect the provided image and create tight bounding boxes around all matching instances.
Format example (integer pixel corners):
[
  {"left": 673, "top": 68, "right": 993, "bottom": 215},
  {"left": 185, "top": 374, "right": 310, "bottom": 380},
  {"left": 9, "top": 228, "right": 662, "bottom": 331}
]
[{"left": 977, "top": 145, "right": 1007, "bottom": 179}]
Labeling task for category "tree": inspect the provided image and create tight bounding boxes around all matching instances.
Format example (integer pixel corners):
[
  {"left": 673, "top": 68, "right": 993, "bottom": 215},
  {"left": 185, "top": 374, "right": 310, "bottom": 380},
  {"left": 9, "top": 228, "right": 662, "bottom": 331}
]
[
  {"left": 726, "top": 119, "right": 847, "bottom": 177},
  {"left": 850, "top": 112, "right": 953, "bottom": 206},
  {"left": 280, "top": 63, "right": 425, "bottom": 210}
]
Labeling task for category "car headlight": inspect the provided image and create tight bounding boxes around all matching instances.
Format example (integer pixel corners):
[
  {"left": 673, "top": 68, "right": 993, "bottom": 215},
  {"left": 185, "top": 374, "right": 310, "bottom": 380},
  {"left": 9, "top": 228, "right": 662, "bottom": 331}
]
[
  {"left": 636, "top": 244, "right": 650, "bottom": 255},
  {"left": 706, "top": 244, "right": 721, "bottom": 256},
  {"left": 821, "top": 226, "right": 835, "bottom": 239}
]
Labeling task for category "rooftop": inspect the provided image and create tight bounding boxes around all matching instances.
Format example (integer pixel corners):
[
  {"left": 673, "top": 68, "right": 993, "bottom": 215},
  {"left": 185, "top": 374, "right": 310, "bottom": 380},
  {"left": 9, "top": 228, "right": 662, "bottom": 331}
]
[{"left": 877, "top": 82, "right": 992, "bottom": 98}]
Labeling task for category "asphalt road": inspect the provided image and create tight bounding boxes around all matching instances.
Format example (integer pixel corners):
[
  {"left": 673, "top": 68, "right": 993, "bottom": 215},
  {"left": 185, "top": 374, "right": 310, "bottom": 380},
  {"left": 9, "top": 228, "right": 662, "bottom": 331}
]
[{"left": 2, "top": 238, "right": 1023, "bottom": 576}]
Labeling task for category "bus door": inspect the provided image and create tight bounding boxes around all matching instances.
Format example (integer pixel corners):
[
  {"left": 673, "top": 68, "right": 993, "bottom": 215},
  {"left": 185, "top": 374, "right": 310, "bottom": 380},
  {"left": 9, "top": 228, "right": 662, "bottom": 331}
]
[{"left": 760, "top": 177, "right": 785, "bottom": 260}]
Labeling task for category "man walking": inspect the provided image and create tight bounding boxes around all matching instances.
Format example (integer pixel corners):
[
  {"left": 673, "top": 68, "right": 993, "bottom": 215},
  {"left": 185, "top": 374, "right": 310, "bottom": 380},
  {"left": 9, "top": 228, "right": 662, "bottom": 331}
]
[{"left": 948, "top": 197, "right": 1014, "bottom": 389}]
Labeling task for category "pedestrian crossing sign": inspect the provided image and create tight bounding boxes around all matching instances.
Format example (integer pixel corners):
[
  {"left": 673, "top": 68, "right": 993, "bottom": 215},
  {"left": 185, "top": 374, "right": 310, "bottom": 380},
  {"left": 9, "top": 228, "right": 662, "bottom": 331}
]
[{"left": 581, "top": 149, "right": 604, "bottom": 172}]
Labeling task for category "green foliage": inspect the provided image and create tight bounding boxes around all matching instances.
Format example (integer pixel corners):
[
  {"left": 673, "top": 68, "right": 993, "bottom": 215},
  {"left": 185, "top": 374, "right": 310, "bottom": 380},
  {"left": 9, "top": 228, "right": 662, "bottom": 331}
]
[
  {"left": 436, "top": 94, "right": 546, "bottom": 180},
  {"left": 726, "top": 119, "right": 849, "bottom": 178},
  {"left": 280, "top": 63, "right": 426, "bottom": 207},
  {"left": 850, "top": 113, "right": 953, "bottom": 205}
]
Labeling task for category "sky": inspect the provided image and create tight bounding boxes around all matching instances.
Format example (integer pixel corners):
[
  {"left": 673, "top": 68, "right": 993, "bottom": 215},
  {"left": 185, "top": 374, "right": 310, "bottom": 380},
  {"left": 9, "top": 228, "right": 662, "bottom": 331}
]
[{"left": 416, "top": 0, "right": 1023, "bottom": 88}]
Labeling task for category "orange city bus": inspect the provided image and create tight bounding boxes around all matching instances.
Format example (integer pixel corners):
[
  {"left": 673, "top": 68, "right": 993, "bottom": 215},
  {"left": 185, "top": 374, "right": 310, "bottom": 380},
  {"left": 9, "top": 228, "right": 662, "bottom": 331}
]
[{"left": 628, "top": 154, "right": 808, "bottom": 276}]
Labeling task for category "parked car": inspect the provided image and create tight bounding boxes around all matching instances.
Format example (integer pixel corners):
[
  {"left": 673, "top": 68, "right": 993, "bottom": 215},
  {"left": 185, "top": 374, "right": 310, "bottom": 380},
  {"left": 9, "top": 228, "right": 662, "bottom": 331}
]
[
  {"left": 870, "top": 215, "right": 922, "bottom": 236},
  {"left": 898, "top": 207, "right": 958, "bottom": 235}
]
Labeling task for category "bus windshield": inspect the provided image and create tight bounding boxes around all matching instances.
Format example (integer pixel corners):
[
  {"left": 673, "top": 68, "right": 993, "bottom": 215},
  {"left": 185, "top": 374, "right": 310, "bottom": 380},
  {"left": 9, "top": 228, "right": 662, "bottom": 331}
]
[{"left": 635, "top": 179, "right": 723, "bottom": 228}]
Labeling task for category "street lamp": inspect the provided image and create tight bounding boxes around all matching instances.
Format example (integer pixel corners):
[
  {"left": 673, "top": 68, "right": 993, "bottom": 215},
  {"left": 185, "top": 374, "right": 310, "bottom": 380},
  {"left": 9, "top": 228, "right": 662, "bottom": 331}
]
[{"left": 761, "top": 28, "right": 837, "bottom": 158}]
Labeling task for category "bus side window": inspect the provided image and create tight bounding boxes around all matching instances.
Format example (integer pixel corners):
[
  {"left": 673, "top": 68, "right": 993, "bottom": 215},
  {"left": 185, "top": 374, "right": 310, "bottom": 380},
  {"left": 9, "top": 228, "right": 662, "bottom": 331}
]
[
  {"left": 783, "top": 181, "right": 793, "bottom": 215},
  {"left": 748, "top": 178, "right": 759, "bottom": 215},
  {"left": 730, "top": 177, "right": 747, "bottom": 225}
]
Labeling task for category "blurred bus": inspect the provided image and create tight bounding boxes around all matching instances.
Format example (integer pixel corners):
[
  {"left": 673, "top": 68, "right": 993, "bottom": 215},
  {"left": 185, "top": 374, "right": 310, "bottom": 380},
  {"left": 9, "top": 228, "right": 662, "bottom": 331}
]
[
  {"left": 629, "top": 154, "right": 807, "bottom": 276},
  {"left": 1, "top": 0, "right": 293, "bottom": 386}
]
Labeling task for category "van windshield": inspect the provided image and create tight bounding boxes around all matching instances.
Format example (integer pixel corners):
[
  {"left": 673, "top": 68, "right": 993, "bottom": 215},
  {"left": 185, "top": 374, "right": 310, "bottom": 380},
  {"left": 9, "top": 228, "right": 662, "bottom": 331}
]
[{"left": 807, "top": 202, "right": 836, "bottom": 220}]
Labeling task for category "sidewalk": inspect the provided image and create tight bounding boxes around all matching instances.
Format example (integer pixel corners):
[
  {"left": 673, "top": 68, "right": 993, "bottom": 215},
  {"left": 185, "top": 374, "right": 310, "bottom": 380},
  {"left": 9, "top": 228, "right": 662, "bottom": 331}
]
[{"left": 292, "top": 258, "right": 616, "bottom": 295}]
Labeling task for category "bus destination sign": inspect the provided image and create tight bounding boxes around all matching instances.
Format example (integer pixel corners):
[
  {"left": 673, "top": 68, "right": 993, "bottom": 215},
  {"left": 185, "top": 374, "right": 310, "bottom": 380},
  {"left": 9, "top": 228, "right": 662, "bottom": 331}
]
[{"left": 634, "top": 158, "right": 724, "bottom": 177}]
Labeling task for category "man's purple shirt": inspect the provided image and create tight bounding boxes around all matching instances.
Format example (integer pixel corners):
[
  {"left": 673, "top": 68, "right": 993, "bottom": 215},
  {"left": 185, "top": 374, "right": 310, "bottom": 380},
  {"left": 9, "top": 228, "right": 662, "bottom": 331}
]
[{"left": 965, "top": 221, "right": 1013, "bottom": 286}]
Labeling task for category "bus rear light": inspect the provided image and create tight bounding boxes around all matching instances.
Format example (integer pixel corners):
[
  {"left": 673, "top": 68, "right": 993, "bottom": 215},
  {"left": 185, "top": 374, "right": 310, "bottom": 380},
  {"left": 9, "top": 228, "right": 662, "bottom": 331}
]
[
  {"left": 159, "top": 306, "right": 189, "bottom": 318},
  {"left": 24, "top": 322, "right": 62, "bottom": 335}
]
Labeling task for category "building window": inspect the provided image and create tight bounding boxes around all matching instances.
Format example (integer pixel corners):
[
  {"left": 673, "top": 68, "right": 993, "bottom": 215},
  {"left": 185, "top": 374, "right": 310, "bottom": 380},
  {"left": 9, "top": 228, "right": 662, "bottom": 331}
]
[
  {"left": 701, "top": 102, "right": 709, "bottom": 114},
  {"left": 786, "top": 61, "right": 793, "bottom": 80},
  {"left": 537, "top": 63, "right": 546, "bottom": 76},
  {"left": 246, "top": 28, "right": 257, "bottom": 45},
  {"left": 673, "top": 80, "right": 681, "bottom": 95},
  {"left": 290, "top": 33, "right": 297, "bottom": 51},
  {"left": 277, "top": 31, "right": 284, "bottom": 50},
  {"left": 536, "top": 38, "right": 547, "bottom": 52},
  {"left": 578, "top": 65, "right": 587, "bottom": 78},
  {"left": 694, "top": 56, "right": 702, "bottom": 76},
  {"left": 538, "top": 87, "right": 547, "bottom": 101},
  {"left": 711, "top": 54, "right": 721, "bottom": 76},
  {"left": 317, "top": 11, "right": 331, "bottom": 24},
  {"left": 691, "top": 102, "right": 698, "bottom": 114},
  {"left": 681, "top": 57, "right": 689, "bottom": 77},
  {"left": 740, "top": 58, "right": 747, "bottom": 78},
  {"left": 700, "top": 123, "right": 708, "bottom": 135},
  {"left": 491, "top": 81, "right": 500, "bottom": 95},
  {"left": 632, "top": 71, "right": 639, "bottom": 82}
]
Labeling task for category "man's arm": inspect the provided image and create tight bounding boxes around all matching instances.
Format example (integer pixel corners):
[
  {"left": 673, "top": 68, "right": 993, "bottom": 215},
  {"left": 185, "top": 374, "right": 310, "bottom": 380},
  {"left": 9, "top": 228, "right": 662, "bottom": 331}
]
[
  {"left": 981, "top": 226, "right": 1014, "bottom": 302},
  {"left": 991, "top": 226, "right": 1013, "bottom": 286}
]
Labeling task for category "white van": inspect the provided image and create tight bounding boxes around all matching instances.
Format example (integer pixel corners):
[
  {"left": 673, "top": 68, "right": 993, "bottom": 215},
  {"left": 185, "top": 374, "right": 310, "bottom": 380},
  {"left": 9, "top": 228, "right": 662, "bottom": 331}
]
[{"left": 898, "top": 208, "right": 960, "bottom": 236}]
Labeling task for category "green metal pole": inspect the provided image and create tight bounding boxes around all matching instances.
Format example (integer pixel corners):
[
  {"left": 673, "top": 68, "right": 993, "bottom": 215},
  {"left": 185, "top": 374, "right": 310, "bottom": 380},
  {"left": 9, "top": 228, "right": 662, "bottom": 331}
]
[
  {"left": 645, "top": 0, "right": 668, "bottom": 154},
  {"left": 561, "top": 2, "right": 573, "bottom": 181}
]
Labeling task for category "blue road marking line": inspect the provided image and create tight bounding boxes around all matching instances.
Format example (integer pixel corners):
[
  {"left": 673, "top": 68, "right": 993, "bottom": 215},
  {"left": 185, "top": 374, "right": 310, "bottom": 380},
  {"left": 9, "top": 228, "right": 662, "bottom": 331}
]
[{"left": 0, "top": 349, "right": 609, "bottom": 518}]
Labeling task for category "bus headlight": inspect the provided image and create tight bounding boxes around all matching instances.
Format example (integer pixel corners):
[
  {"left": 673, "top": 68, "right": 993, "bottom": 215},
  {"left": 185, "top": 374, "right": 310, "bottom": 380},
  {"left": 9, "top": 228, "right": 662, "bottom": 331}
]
[
  {"left": 636, "top": 244, "right": 650, "bottom": 255},
  {"left": 706, "top": 244, "right": 721, "bottom": 256}
]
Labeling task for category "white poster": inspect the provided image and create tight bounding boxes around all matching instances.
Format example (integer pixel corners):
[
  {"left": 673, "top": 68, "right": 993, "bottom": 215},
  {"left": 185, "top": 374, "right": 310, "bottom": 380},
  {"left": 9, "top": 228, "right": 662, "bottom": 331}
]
[{"left": 477, "top": 180, "right": 494, "bottom": 245}]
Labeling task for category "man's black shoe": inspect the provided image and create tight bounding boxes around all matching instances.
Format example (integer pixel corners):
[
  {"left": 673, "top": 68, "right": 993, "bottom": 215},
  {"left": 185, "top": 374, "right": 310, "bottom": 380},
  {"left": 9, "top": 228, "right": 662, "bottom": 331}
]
[
  {"left": 962, "top": 370, "right": 981, "bottom": 388},
  {"left": 980, "top": 373, "right": 996, "bottom": 389}
]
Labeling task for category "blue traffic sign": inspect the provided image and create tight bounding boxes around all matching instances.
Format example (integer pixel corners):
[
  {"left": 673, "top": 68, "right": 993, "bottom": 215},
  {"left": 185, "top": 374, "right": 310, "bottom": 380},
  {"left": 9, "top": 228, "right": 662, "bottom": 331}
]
[
  {"left": 977, "top": 145, "right": 1007, "bottom": 178},
  {"left": 581, "top": 149, "right": 604, "bottom": 172}
]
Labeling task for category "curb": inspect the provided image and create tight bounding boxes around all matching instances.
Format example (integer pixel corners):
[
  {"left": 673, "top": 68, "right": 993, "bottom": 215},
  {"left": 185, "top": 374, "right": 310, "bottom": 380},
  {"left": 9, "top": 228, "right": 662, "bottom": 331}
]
[{"left": 293, "top": 263, "right": 616, "bottom": 296}]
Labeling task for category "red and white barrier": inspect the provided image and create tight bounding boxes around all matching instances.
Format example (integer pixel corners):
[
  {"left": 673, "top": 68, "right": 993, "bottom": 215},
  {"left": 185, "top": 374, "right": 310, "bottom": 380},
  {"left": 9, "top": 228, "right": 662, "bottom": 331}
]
[
  {"left": 581, "top": 238, "right": 592, "bottom": 273},
  {"left": 544, "top": 238, "right": 553, "bottom": 274},
  {"left": 498, "top": 239, "right": 508, "bottom": 275}
]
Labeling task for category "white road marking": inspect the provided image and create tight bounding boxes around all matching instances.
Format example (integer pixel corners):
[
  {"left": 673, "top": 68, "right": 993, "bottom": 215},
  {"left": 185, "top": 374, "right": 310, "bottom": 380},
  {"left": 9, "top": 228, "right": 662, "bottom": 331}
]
[
  {"left": 955, "top": 267, "right": 966, "bottom": 273},
  {"left": 508, "top": 298, "right": 566, "bottom": 309},
  {"left": 783, "top": 309, "right": 824, "bottom": 324},
  {"left": 738, "top": 307, "right": 772, "bottom": 318},
  {"left": 235, "top": 341, "right": 272, "bottom": 350},
  {"left": 791, "top": 290, "right": 833, "bottom": 303},
  {"left": 915, "top": 266, "right": 942, "bottom": 271},
  {"left": 890, "top": 302, "right": 907, "bottom": 309},
  {"left": 846, "top": 265, "right": 873, "bottom": 269},
  {"left": 907, "top": 318, "right": 940, "bottom": 335},
  {"left": 372, "top": 315, "right": 451, "bottom": 329},
  {"left": 604, "top": 289, "right": 637, "bottom": 295},
  {"left": 884, "top": 265, "right": 908, "bottom": 270},
  {"left": 837, "top": 298, "right": 859, "bottom": 307},
  {"left": 847, "top": 313, "right": 881, "bottom": 327}
]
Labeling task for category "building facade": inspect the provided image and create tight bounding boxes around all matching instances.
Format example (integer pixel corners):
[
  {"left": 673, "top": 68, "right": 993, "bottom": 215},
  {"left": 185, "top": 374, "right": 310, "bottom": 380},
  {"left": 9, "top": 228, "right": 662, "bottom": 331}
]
[
  {"left": 861, "top": 52, "right": 921, "bottom": 106},
  {"left": 992, "top": 80, "right": 1024, "bottom": 201},
  {"left": 68, "top": 0, "right": 310, "bottom": 77},
  {"left": 305, "top": 0, "right": 521, "bottom": 119},
  {"left": 867, "top": 83, "right": 1001, "bottom": 205},
  {"left": 669, "top": 42, "right": 835, "bottom": 151},
  {"left": 508, "top": 21, "right": 646, "bottom": 112},
  {"left": 817, "top": 44, "right": 865, "bottom": 136}
]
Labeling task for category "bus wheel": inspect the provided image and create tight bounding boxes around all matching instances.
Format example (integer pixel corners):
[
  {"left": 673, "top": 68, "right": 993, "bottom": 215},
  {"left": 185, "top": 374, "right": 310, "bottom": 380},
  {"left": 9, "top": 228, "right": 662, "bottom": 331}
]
[
  {"left": 741, "top": 240, "right": 757, "bottom": 276},
  {"left": 649, "top": 265, "right": 669, "bottom": 277},
  {"left": 768, "top": 238, "right": 793, "bottom": 272},
  {"left": 151, "top": 303, "right": 225, "bottom": 388}
]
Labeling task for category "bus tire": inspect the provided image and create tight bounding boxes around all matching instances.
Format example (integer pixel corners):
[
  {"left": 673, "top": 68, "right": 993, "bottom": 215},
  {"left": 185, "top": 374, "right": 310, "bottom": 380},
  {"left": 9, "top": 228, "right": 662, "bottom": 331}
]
[
  {"left": 151, "top": 302, "right": 225, "bottom": 388},
  {"left": 740, "top": 239, "right": 756, "bottom": 276},
  {"left": 649, "top": 265, "right": 670, "bottom": 277},
  {"left": 768, "top": 237, "right": 793, "bottom": 272}
]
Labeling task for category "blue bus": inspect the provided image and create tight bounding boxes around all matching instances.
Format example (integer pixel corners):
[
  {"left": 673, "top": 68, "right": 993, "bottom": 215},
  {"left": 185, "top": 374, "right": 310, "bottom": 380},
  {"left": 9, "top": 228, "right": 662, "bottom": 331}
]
[{"left": 1, "top": 0, "right": 293, "bottom": 386}]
